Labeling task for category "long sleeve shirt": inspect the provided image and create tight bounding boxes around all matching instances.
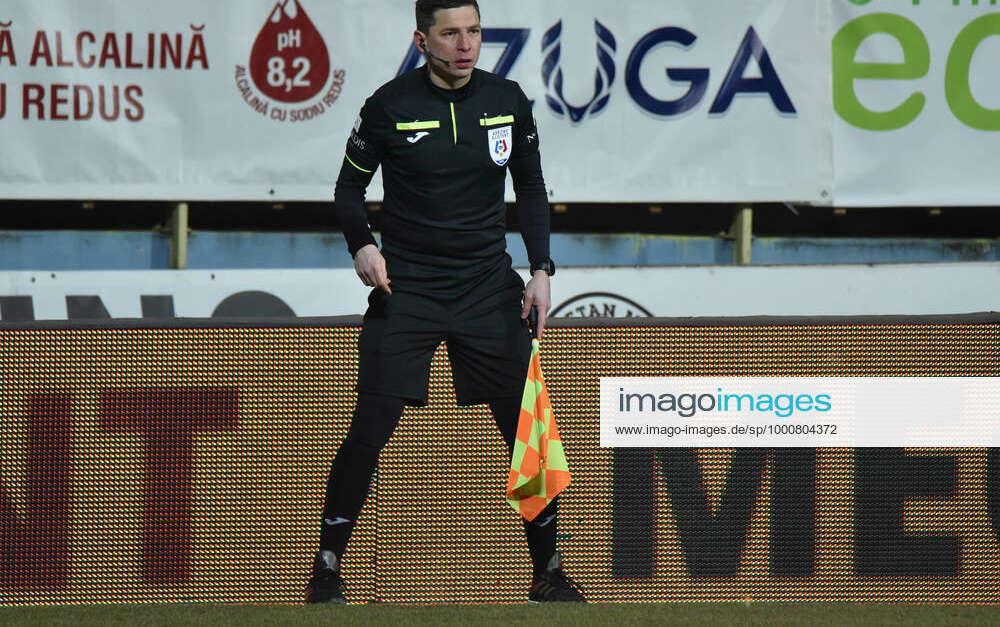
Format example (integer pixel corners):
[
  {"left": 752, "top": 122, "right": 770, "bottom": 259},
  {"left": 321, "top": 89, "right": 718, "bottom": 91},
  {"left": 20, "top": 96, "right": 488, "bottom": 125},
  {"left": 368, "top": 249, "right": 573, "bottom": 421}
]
[{"left": 333, "top": 66, "right": 550, "bottom": 295}]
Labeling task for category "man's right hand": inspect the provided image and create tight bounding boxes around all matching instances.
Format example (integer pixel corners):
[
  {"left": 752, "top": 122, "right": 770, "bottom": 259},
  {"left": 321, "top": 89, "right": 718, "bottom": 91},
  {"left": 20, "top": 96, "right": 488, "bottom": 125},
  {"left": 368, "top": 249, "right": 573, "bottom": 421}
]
[{"left": 353, "top": 244, "right": 392, "bottom": 294}]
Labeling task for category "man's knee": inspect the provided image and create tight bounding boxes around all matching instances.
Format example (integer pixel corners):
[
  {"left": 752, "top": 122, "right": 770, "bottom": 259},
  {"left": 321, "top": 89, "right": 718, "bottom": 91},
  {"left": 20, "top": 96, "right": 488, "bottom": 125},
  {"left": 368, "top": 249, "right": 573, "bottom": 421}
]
[
  {"left": 343, "top": 393, "right": 406, "bottom": 452},
  {"left": 489, "top": 396, "right": 521, "bottom": 452}
]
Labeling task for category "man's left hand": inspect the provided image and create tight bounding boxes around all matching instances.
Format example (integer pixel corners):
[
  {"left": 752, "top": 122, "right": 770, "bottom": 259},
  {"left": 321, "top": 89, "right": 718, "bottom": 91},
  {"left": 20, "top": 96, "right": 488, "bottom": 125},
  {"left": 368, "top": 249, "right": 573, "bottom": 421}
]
[{"left": 522, "top": 270, "right": 551, "bottom": 339}]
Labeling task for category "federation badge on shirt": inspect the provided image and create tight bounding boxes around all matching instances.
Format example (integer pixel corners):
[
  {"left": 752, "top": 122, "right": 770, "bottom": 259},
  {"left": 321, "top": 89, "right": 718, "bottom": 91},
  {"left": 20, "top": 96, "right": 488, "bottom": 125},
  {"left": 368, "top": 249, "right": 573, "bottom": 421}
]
[{"left": 488, "top": 126, "right": 513, "bottom": 166}]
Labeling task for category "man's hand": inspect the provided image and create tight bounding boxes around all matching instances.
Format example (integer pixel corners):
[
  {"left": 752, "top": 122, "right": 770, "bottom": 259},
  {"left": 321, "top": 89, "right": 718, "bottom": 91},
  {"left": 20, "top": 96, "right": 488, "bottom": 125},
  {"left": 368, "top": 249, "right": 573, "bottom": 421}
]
[
  {"left": 354, "top": 244, "right": 392, "bottom": 294},
  {"left": 521, "top": 270, "right": 551, "bottom": 338}
]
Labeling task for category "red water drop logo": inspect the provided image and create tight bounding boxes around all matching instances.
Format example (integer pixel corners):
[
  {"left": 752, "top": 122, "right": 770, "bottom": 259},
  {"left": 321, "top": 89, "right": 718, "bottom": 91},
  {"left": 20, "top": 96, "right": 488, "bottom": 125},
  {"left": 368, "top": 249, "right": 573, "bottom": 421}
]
[{"left": 249, "top": 0, "right": 331, "bottom": 103}]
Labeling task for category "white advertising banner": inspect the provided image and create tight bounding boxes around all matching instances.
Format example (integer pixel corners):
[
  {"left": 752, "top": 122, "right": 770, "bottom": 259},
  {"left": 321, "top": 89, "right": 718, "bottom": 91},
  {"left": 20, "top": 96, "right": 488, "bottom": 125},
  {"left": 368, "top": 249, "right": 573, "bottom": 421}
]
[
  {"left": 599, "top": 377, "right": 1000, "bottom": 448},
  {"left": 1, "top": 263, "right": 998, "bottom": 321},
  {"left": 0, "top": 0, "right": 830, "bottom": 202},
  {"left": 832, "top": 1, "right": 1000, "bottom": 206}
]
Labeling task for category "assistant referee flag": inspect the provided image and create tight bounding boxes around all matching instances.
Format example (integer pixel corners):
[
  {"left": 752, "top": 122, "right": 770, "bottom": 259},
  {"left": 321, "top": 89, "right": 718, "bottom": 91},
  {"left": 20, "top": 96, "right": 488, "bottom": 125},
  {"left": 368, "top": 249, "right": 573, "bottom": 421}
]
[{"left": 506, "top": 339, "right": 571, "bottom": 521}]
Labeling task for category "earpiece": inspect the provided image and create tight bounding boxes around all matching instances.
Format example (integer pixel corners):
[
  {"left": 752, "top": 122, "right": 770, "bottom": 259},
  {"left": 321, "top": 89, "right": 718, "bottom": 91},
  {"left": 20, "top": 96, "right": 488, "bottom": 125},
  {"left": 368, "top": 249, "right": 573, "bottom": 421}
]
[{"left": 418, "top": 39, "right": 451, "bottom": 67}]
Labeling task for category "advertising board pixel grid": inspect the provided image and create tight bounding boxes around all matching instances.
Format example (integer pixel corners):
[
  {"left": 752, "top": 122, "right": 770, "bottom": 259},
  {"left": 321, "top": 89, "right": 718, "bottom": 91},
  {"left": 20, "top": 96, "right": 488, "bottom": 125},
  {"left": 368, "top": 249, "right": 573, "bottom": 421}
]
[{"left": 1, "top": 319, "right": 999, "bottom": 604}]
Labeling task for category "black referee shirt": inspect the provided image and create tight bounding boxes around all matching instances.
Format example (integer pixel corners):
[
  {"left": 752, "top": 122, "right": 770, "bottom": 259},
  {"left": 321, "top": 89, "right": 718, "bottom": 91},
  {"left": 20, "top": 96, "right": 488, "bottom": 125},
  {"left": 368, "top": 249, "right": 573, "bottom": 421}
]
[{"left": 333, "top": 67, "right": 550, "bottom": 295}]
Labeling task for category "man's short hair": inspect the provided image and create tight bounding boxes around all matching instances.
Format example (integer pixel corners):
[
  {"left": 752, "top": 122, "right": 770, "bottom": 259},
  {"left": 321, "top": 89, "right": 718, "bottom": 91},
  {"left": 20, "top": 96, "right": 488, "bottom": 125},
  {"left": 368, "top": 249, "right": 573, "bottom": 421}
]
[{"left": 415, "top": 0, "right": 481, "bottom": 34}]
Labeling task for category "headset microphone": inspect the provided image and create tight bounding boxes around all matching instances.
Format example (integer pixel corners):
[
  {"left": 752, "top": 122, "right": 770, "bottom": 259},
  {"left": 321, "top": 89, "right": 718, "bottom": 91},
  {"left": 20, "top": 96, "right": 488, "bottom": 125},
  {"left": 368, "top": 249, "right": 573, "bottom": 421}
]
[{"left": 420, "top": 40, "right": 451, "bottom": 67}]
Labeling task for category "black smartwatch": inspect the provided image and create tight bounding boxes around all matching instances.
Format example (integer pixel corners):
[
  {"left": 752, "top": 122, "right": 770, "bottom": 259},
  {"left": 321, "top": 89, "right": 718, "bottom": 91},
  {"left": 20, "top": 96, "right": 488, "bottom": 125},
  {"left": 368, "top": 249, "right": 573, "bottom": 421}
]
[{"left": 530, "top": 258, "right": 556, "bottom": 276}]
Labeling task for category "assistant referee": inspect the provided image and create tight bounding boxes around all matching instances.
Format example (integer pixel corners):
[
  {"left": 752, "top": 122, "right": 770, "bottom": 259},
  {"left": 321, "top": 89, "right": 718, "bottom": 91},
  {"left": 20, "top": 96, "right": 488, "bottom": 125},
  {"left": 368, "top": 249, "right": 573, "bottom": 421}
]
[{"left": 305, "top": 0, "right": 585, "bottom": 605}]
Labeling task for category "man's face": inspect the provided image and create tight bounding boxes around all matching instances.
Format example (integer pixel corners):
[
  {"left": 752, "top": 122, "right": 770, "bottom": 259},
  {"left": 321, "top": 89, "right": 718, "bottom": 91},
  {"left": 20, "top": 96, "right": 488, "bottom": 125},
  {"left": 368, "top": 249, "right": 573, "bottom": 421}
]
[{"left": 417, "top": 5, "right": 482, "bottom": 86}]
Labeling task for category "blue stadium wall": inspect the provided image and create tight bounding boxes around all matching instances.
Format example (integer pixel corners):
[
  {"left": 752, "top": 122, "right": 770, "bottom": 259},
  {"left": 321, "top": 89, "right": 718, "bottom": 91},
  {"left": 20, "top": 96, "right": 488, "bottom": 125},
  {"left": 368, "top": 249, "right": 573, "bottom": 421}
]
[{"left": 1, "top": 231, "right": 998, "bottom": 270}]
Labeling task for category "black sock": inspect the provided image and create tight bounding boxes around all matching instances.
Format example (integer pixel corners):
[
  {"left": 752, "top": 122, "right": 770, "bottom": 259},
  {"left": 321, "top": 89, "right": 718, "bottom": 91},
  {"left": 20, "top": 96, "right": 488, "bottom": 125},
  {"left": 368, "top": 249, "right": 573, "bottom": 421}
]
[
  {"left": 318, "top": 439, "right": 379, "bottom": 559},
  {"left": 489, "top": 397, "right": 559, "bottom": 575},
  {"left": 319, "top": 393, "right": 405, "bottom": 559},
  {"left": 524, "top": 498, "right": 558, "bottom": 574}
]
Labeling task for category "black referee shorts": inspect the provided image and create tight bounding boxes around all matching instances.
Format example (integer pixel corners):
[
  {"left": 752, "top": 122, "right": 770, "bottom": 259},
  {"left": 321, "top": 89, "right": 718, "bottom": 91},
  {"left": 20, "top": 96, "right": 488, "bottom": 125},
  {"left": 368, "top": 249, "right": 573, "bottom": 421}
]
[{"left": 356, "top": 268, "right": 533, "bottom": 406}]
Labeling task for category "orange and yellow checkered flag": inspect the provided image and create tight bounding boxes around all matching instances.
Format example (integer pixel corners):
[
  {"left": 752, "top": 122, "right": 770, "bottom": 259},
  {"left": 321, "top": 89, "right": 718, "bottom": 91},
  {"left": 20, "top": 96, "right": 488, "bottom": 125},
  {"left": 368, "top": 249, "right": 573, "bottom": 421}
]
[{"left": 506, "top": 338, "right": 571, "bottom": 521}]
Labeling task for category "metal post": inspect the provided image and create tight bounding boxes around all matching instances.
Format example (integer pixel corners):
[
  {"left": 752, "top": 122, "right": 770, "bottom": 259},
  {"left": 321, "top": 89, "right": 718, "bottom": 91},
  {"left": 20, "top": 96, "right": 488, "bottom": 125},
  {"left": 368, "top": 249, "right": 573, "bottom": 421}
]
[
  {"left": 731, "top": 205, "right": 753, "bottom": 265},
  {"left": 170, "top": 202, "right": 189, "bottom": 269}
]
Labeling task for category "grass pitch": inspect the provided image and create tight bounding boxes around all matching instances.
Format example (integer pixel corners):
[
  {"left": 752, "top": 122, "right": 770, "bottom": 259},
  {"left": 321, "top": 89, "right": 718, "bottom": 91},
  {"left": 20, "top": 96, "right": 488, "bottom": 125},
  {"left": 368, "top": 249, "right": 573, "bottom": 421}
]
[{"left": 1, "top": 603, "right": 999, "bottom": 627}]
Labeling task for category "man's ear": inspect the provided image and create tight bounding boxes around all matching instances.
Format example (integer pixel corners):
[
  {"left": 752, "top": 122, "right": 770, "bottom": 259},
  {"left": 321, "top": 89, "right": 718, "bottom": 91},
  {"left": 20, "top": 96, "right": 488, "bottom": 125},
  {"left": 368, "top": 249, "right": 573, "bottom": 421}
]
[{"left": 413, "top": 31, "right": 426, "bottom": 51}]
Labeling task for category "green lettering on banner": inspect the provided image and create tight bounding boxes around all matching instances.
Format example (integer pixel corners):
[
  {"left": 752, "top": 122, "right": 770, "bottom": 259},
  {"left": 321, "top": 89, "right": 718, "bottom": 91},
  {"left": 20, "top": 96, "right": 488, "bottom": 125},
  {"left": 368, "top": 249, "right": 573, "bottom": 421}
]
[
  {"left": 832, "top": 13, "right": 930, "bottom": 131},
  {"left": 946, "top": 14, "right": 1000, "bottom": 131}
]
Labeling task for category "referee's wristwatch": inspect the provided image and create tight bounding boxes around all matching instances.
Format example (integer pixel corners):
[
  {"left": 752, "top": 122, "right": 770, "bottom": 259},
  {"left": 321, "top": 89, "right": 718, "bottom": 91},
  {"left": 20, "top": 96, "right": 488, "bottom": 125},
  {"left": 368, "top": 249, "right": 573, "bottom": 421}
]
[{"left": 530, "top": 258, "right": 556, "bottom": 277}]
